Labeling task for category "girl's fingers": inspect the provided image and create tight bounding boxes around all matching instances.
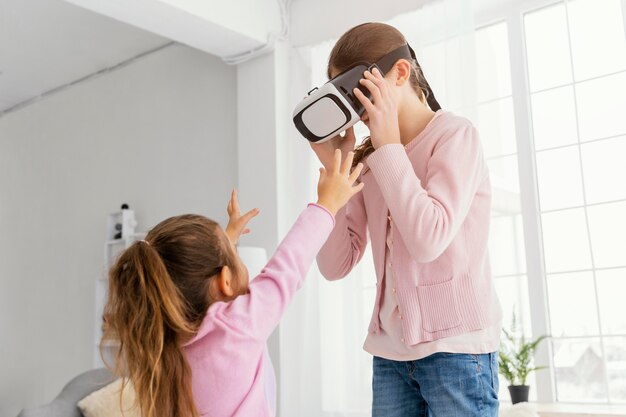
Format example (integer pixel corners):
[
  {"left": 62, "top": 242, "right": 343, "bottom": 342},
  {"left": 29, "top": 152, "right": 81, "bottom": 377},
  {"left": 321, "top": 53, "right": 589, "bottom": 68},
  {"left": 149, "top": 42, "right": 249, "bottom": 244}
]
[
  {"left": 240, "top": 208, "right": 260, "bottom": 225},
  {"left": 340, "top": 128, "right": 357, "bottom": 152},
  {"left": 370, "top": 67, "right": 386, "bottom": 82},
  {"left": 344, "top": 126, "right": 356, "bottom": 142},
  {"left": 352, "top": 182, "right": 365, "bottom": 195},
  {"left": 358, "top": 77, "right": 382, "bottom": 104},
  {"left": 349, "top": 163, "right": 364, "bottom": 183},
  {"left": 353, "top": 88, "right": 376, "bottom": 115},
  {"left": 368, "top": 68, "right": 387, "bottom": 87},
  {"left": 332, "top": 149, "right": 342, "bottom": 174},
  {"left": 366, "top": 68, "right": 389, "bottom": 100},
  {"left": 230, "top": 189, "right": 240, "bottom": 215},
  {"left": 233, "top": 189, "right": 240, "bottom": 213},
  {"left": 341, "top": 151, "right": 355, "bottom": 175},
  {"left": 242, "top": 228, "right": 251, "bottom": 235}
]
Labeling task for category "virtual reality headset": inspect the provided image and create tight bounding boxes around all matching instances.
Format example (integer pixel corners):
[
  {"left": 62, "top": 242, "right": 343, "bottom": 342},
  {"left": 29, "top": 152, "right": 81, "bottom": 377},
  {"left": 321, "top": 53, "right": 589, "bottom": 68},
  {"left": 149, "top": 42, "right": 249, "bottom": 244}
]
[{"left": 293, "top": 43, "right": 441, "bottom": 143}]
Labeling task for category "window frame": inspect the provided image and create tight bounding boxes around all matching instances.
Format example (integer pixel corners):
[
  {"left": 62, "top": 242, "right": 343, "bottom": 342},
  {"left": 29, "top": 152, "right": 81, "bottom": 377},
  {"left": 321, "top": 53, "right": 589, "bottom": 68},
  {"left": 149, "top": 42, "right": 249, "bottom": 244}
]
[
  {"left": 308, "top": 0, "right": 626, "bottom": 409},
  {"left": 479, "top": 0, "right": 626, "bottom": 404}
]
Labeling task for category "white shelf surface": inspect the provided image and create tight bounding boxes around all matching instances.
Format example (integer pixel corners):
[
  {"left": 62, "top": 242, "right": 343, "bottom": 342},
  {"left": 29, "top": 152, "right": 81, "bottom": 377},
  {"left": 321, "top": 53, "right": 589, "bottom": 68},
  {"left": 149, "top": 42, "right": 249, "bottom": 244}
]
[{"left": 502, "top": 402, "right": 626, "bottom": 417}]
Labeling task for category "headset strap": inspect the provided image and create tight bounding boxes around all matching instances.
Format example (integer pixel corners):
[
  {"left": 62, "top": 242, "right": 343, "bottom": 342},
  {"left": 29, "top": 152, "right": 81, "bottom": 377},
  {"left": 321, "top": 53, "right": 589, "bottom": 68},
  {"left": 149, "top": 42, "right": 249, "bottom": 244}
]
[{"left": 375, "top": 44, "right": 442, "bottom": 112}]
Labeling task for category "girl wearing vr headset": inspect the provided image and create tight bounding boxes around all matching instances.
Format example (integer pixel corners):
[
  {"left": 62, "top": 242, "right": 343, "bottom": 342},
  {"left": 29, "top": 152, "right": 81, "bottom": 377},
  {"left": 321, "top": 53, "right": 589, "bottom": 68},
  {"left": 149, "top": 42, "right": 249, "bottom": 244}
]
[
  {"left": 312, "top": 22, "right": 501, "bottom": 417},
  {"left": 100, "top": 152, "right": 363, "bottom": 417}
]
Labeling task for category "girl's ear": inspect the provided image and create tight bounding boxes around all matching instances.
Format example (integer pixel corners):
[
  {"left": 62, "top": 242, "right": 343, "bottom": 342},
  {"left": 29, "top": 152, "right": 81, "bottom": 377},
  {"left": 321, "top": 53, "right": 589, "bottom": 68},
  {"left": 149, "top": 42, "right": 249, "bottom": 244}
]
[
  {"left": 217, "top": 266, "right": 235, "bottom": 297},
  {"left": 392, "top": 59, "right": 412, "bottom": 86}
]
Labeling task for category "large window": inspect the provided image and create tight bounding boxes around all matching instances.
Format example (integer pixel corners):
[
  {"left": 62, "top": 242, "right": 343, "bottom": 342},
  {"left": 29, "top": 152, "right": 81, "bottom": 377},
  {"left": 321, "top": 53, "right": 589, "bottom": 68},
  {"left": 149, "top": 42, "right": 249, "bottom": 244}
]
[
  {"left": 310, "top": 0, "right": 626, "bottom": 410},
  {"left": 524, "top": 0, "right": 626, "bottom": 403},
  {"left": 417, "top": 19, "right": 537, "bottom": 402}
]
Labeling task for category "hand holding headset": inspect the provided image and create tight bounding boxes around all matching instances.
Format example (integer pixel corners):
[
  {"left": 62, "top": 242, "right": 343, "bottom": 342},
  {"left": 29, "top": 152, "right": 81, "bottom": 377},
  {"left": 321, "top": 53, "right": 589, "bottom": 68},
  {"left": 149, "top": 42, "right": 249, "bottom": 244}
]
[{"left": 293, "top": 44, "right": 440, "bottom": 143}]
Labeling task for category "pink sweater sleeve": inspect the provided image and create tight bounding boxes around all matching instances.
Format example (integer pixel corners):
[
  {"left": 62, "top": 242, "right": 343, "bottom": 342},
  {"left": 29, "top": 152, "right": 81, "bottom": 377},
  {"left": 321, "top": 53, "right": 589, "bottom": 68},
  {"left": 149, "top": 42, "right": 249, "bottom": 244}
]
[
  {"left": 367, "top": 124, "right": 487, "bottom": 263},
  {"left": 223, "top": 203, "right": 335, "bottom": 341},
  {"left": 316, "top": 189, "right": 368, "bottom": 280}
]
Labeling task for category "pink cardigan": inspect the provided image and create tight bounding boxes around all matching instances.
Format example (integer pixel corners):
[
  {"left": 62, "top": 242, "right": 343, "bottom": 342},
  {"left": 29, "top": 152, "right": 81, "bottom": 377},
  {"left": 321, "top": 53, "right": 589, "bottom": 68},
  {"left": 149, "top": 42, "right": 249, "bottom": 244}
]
[
  {"left": 183, "top": 204, "right": 335, "bottom": 417},
  {"left": 317, "top": 111, "right": 502, "bottom": 346}
]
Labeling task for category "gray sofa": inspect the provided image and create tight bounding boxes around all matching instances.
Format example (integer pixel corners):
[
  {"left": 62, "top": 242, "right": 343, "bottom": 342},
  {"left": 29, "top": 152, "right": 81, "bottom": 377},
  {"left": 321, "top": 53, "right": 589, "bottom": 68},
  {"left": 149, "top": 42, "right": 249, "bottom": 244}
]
[{"left": 17, "top": 368, "right": 115, "bottom": 417}]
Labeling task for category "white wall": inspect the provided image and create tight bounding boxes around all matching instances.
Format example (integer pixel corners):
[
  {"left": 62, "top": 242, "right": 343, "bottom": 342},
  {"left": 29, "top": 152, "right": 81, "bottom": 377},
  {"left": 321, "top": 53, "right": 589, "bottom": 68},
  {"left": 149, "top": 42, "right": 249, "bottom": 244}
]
[
  {"left": 236, "top": 41, "right": 321, "bottom": 417},
  {"left": 236, "top": 42, "right": 287, "bottom": 415},
  {"left": 64, "top": 0, "right": 282, "bottom": 58},
  {"left": 0, "top": 43, "right": 237, "bottom": 416}
]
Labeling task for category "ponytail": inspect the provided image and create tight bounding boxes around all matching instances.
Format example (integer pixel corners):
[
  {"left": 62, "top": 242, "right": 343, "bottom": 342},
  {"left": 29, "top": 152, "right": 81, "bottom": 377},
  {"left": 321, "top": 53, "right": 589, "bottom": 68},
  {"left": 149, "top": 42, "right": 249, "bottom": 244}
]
[{"left": 102, "top": 240, "right": 200, "bottom": 417}]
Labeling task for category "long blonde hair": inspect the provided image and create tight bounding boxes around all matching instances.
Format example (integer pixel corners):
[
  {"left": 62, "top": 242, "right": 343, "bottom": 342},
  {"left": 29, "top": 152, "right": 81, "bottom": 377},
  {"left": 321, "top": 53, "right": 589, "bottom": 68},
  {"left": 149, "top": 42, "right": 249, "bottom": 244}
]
[{"left": 101, "top": 214, "right": 240, "bottom": 417}]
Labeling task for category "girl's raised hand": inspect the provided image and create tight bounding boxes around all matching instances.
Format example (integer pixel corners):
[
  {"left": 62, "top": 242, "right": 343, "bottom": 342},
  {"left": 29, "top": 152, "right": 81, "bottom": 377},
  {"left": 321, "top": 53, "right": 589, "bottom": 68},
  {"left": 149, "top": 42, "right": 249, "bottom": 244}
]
[
  {"left": 225, "top": 189, "right": 260, "bottom": 245},
  {"left": 353, "top": 67, "right": 401, "bottom": 149},
  {"left": 310, "top": 126, "right": 357, "bottom": 171},
  {"left": 316, "top": 149, "right": 365, "bottom": 216}
]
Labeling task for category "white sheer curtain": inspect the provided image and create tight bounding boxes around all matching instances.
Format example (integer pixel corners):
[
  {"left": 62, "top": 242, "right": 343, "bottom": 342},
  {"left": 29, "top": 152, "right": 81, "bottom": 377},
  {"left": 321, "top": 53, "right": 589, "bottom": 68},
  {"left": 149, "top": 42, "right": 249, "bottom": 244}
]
[{"left": 279, "top": 2, "right": 477, "bottom": 416}]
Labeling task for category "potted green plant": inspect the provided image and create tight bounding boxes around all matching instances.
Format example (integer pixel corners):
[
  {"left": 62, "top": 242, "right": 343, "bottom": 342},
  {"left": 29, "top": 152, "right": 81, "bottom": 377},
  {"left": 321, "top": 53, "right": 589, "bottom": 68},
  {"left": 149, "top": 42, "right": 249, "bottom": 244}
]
[{"left": 499, "top": 315, "right": 548, "bottom": 404}]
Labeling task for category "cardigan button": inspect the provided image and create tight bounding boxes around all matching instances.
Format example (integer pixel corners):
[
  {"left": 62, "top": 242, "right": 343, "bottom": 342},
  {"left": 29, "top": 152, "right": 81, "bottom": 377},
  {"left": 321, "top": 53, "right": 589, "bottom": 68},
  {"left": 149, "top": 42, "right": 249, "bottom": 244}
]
[{"left": 401, "top": 338, "right": 405, "bottom": 343}]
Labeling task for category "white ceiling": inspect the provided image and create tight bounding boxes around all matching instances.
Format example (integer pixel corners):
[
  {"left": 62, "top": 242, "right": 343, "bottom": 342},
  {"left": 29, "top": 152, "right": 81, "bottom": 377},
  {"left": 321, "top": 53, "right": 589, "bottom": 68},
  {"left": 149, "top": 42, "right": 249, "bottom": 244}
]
[
  {"left": 0, "top": 0, "right": 438, "bottom": 116},
  {"left": 289, "top": 0, "right": 433, "bottom": 46},
  {"left": 0, "top": 0, "right": 169, "bottom": 114},
  {"left": 63, "top": 0, "right": 280, "bottom": 62}
]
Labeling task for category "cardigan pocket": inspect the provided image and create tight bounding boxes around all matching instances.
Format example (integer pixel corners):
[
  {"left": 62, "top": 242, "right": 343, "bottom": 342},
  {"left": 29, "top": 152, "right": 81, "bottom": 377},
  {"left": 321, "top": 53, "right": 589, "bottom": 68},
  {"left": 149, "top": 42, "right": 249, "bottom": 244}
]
[{"left": 416, "top": 278, "right": 461, "bottom": 333}]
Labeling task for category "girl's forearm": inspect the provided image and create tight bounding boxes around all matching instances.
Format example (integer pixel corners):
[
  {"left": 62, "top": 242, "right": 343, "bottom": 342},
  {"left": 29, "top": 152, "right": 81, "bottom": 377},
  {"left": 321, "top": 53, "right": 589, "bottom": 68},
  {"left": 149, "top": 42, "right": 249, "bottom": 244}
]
[
  {"left": 367, "top": 127, "right": 486, "bottom": 263},
  {"left": 316, "top": 192, "right": 368, "bottom": 280}
]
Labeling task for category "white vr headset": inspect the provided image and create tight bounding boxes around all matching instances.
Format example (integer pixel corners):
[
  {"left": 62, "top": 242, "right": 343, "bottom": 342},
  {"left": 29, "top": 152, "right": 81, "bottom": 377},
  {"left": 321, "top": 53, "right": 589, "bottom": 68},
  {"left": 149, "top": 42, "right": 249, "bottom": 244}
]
[{"left": 293, "top": 44, "right": 441, "bottom": 143}]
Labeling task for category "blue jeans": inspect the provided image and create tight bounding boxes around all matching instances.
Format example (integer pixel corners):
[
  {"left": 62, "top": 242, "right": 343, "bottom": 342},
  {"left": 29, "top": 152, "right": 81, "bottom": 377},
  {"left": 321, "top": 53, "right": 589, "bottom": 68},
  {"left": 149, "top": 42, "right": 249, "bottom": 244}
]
[{"left": 372, "top": 352, "right": 500, "bottom": 417}]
